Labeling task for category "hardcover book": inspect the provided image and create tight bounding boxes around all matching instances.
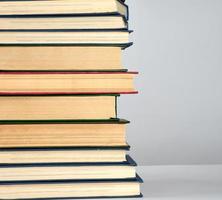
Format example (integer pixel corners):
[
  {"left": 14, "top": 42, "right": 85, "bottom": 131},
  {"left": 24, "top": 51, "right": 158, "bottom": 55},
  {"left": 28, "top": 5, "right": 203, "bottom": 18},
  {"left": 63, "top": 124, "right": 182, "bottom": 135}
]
[
  {"left": 0, "top": 71, "right": 138, "bottom": 94},
  {"left": 0, "top": 145, "right": 130, "bottom": 164},
  {"left": 0, "top": 95, "right": 119, "bottom": 121},
  {"left": 0, "top": 16, "right": 127, "bottom": 30},
  {"left": 0, "top": 30, "right": 131, "bottom": 46},
  {"left": 0, "top": 119, "right": 129, "bottom": 148},
  {"left": 0, "top": 177, "right": 143, "bottom": 199},
  {"left": 0, "top": 0, "right": 128, "bottom": 19},
  {"left": 0, "top": 46, "right": 124, "bottom": 71},
  {"left": 0, "top": 155, "right": 137, "bottom": 182}
]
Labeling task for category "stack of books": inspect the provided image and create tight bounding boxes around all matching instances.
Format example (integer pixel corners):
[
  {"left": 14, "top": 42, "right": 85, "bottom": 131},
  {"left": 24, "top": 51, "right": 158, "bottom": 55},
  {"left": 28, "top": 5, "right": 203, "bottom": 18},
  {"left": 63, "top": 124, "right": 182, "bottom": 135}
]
[{"left": 0, "top": 0, "right": 142, "bottom": 199}]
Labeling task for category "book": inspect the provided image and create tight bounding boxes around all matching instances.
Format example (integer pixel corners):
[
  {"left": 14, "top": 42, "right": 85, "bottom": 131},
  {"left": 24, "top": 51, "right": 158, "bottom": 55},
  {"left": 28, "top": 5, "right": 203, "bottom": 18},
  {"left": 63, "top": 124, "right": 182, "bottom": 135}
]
[
  {"left": 0, "top": 71, "right": 137, "bottom": 94},
  {"left": 0, "top": 146, "right": 129, "bottom": 164},
  {"left": 0, "top": 95, "right": 118, "bottom": 121},
  {"left": 0, "top": 156, "right": 136, "bottom": 182},
  {"left": 0, "top": 119, "right": 128, "bottom": 148},
  {"left": 0, "top": 30, "right": 131, "bottom": 46},
  {"left": 0, "top": 0, "right": 128, "bottom": 19},
  {"left": 0, "top": 0, "right": 143, "bottom": 198},
  {"left": 0, "top": 178, "right": 142, "bottom": 199},
  {"left": 0, "top": 16, "right": 127, "bottom": 30},
  {"left": 0, "top": 46, "right": 124, "bottom": 71}
]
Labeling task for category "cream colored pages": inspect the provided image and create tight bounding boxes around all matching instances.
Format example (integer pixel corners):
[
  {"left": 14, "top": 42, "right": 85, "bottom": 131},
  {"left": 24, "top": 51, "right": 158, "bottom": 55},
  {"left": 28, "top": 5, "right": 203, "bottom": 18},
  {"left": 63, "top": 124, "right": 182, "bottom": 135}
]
[
  {"left": 0, "top": 166, "right": 136, "bottom": 181},
  {"left": 0, "top": 31, "right": 129, "bottom": 44},
  {"left": 0, "top": 182, "right": 140, "bottom": 199},
  {"left": 0, "top": 16, "right": 126, "bottom": 30},
  {"left": 0, "top": 0, "right": 124, "bottom": 16},
  {"left": 0, "top": 73, "right": 136, "bottom": 93},
  {"left": 0, "top": 150, "right": 126, "bottom": 163},
  {"left": 0, "top": 123, "right": 126, "bottom": 147},
  {"left": 0, "top": 46, "right": 122, "bottom": 70},
  {"left": 0, "top": 96, "right": 116, "bottom": 120}
]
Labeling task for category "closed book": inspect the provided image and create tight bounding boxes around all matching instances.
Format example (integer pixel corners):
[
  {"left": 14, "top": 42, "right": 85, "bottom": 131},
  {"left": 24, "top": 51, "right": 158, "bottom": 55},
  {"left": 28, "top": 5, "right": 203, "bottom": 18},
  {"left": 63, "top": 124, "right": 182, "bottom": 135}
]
[
  {"left": 0, "top": 145, "right": 130, "bottom": 164},
  {"left": 0, "top": 30, "right": 131, "bottom": 46},
  {"left": 0, "top": 176, "right": 143, "bottom": 199},
  {"left": 0, "top": 155, "right": 136, "bottom": 182},
  {"left": 0, "top": 16, "right": 127, "bottom": 30},
  {"left": 0, "top": 46, "right": 124, "bottom": 71},
  {"left": 0, "top": 0, "right": 128, "bottom": 19},
  {"left": 0, "top": 71, "right": 137, "bottom": 94},
  {"left": 0, "top": 118, "right": 129, "bottom": 147},
  {"left": 0, "top": 94, "right": 119, "bottom": 120}
]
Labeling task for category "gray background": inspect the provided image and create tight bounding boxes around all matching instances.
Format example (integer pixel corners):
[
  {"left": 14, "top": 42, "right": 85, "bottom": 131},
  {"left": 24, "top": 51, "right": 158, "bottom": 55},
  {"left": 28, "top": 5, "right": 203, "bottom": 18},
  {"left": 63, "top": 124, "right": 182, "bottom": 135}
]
[{"left": 119, "top": 0, "right": 222, "bottom": 165}]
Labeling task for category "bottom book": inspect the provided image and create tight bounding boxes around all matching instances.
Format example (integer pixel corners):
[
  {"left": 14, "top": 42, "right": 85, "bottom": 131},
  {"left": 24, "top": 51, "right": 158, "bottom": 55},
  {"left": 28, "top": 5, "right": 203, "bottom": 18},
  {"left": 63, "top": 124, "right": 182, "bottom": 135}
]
[{"left": 0, "top": 176, "right": 143, "bottom": 199}]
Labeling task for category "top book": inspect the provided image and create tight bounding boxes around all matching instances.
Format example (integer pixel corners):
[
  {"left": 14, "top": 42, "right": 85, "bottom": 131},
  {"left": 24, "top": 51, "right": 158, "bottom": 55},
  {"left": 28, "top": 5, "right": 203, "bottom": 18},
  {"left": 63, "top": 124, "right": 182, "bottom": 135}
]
[{"left": 0, "top": 0, "right": 128, "bottom": 19}]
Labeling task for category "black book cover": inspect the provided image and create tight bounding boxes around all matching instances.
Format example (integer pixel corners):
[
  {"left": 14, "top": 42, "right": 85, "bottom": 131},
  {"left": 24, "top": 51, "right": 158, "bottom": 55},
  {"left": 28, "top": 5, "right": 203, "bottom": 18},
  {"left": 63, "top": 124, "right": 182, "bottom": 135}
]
[
  {"left": 0, "top": 175, "right": 143, "bottom": 199},
  {"left": 0, "top": 42, "right": 133, "bottom": 49},
  {"left": 0, "top": 155, "right": 136, "bottom": 168},
  {"left": 0, "top": 145, "right": 131, "bottom": 151},
  {"left": 0, "top": 118, "right": 129, "bottom": 125},
  {"left": 0, "top": 174, "right": 143, "bottom": 185}
]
